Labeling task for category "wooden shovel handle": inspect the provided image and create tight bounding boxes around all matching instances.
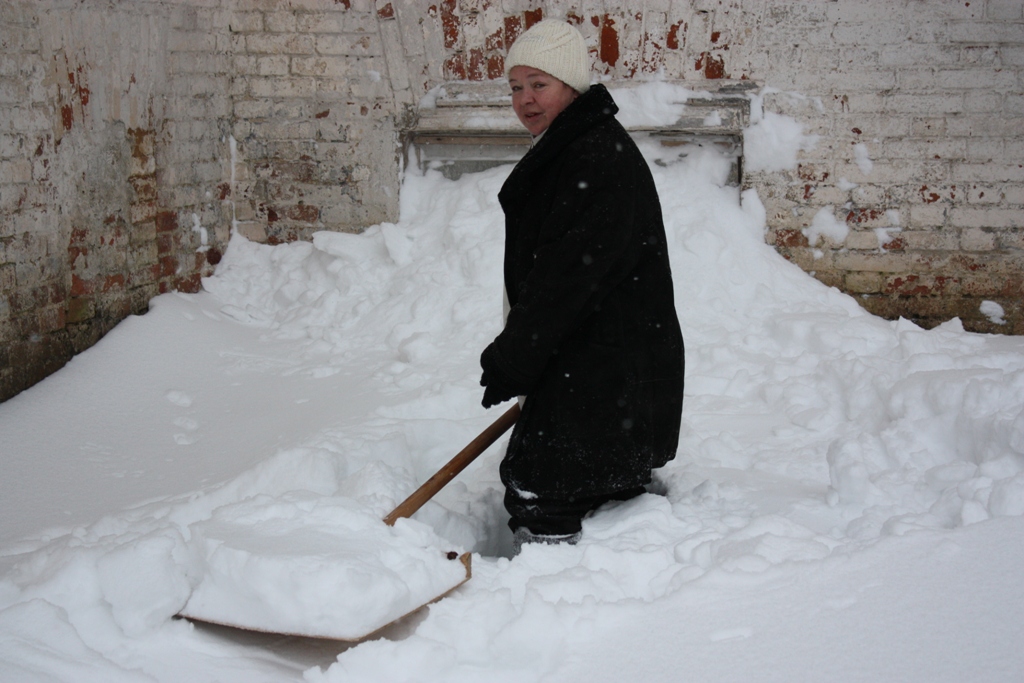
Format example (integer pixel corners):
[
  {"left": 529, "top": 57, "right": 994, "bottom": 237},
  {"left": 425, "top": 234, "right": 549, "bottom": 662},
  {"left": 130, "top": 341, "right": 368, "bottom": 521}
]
[{"left": 383, "top": 402, "right": 521, "bottom": 526}]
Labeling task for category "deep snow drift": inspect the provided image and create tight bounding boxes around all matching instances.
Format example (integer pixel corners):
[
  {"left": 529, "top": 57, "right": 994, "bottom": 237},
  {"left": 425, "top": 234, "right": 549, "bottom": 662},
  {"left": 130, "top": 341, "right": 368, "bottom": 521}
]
[{"left": 1, "top": 83, "right": 1023, "bottom": 682}]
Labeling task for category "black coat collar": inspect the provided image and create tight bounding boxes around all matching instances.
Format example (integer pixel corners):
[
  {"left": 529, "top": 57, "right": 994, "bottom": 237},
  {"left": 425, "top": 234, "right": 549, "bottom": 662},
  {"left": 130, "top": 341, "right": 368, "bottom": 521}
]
[{"left": 500, "top": 84, "right": 619, "bottom": 205}]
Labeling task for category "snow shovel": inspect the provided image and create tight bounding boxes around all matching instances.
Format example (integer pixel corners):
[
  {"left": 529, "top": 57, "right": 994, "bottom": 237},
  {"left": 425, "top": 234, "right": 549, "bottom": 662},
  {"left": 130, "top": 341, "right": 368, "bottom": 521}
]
[
  {"left": 383, "top": 402, "right": 520, "bottom": 525},
  {"left": 178, "top": 403, "right": 520, "bottom": 641}
]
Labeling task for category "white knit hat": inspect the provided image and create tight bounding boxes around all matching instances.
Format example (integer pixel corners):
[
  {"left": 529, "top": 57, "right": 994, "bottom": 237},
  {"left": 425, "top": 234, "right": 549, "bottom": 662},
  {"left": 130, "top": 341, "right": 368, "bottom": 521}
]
[{"left": 504, "top": 20, "right": 591, "bottom": 93}]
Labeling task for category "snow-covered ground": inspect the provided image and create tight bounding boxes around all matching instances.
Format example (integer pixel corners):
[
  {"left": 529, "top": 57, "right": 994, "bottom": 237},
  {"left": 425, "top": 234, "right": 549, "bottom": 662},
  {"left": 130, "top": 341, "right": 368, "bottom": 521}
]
[{"left": 2, "top": 84, "right": 1023, "bottom": 682}]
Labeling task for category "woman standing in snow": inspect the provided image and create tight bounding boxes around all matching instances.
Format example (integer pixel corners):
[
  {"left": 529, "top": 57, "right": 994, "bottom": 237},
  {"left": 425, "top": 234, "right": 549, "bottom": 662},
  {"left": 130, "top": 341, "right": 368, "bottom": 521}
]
[{"left": 479, "top": 19, "right": 685, "bottom": 551}]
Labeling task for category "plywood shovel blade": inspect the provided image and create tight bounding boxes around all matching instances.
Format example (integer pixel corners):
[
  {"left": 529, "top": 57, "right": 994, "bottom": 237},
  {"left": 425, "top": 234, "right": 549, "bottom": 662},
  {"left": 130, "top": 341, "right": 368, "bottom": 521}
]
[
  {"left": 178, "top": 552, "right": 472, "bottom": 642},
  {"left": 177, "top": 404, "right": 519, "bottom": 641}
]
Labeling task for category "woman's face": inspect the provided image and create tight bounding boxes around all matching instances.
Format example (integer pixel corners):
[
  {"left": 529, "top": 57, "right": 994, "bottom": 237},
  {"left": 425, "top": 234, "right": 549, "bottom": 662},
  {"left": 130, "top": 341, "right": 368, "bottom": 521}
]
[{"left": 509, "top": 66, "right": 578, "bottom": 137}]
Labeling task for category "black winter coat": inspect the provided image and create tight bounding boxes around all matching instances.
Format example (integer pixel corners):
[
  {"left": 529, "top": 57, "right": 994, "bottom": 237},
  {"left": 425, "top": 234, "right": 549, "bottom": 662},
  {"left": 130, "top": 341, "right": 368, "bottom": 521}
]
[{"left": 486, "top": 84, "right": 685, "bottom": 500}]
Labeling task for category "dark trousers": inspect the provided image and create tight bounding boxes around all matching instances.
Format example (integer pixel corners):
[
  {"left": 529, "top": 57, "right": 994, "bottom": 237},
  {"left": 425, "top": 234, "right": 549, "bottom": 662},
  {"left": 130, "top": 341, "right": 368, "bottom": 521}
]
[{"left": 505, "top": 485, "right": 647, "bottom": 536}]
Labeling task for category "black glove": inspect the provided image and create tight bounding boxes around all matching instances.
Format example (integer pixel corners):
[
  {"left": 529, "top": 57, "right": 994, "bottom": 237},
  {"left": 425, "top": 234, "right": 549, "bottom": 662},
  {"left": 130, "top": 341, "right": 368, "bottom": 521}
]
[{"left": 480, "top": 344, "right": 521, "bottom": 408}]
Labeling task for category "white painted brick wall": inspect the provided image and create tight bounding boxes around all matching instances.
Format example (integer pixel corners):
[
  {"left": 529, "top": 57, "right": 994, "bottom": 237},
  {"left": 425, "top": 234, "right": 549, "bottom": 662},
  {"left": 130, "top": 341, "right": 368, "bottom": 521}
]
[{"left": 2, "top": 0, "right": 1023, "bottom": 400}]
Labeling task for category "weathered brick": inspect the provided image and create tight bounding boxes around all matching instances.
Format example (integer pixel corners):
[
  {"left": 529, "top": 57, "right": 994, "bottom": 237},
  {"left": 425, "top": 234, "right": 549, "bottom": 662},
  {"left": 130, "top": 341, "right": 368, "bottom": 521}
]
[
  {"left": 232, "top": 98, "right": 274, "bottom": 119},
  {"left": 960, "top": 228, "right": 998, "bottom": 251},
  {"left": 878, "top": 42, "right": 959, "bottom": 67},
  {"left": 227, "top": 11, "right": 263, "bottom": 33},
  {"left": 834, "top": 250, "right": 941, "bottom": 274},
  {"left": 228, "top": 74, "right": 249, "bottom": 97},
  {"left": 291, "top": 56, "right": 353, "bottom": 78},
  {"left": 264, "top": 11, "right": 297, "bottom": 33},
  {"left": 755, "top": 23, "right": 836, "bottom": 47},
  {"left": 66, "top": 296, "right": 95, "bottom": 323},
  {"left": 0, "top": 158, "right": 32, "bottom": 184},
  {"left": 0, "top": 262, "right": 15, "bottom": 290},
  {"left": 913, "top": 202, "right": 950, "bottom": 227},
  {"left": 1001, "top": 184, "right": 1024, "bottom": 204},
  {"left": 0, "top": 20, "right": 42, "bottom": 52},
  {"left": 946, "top": 115, "right": 1024, "bottom": 137},
  {"left": 245, "top": 33, "right": 315, "bottom": 55},
  {"left": 0, "top": 132, "right": 24, "bottom": 158},
  {"left": 997, "top": 230, "right": 1024, "bottom": 251},
  {"left": 315, "top": 33, "right": 381, "bottom": 56},
  {"left": 900, "top": 67, "right": 1019, "bottom": 91},
  {"left": 959, "top": 272, "right": 1024, "bottom": 297},
  {"left": 964, "top": 184, "right": 1004, "bottom": 205},
  {"left": 945, "top": 22, "right": 1024, "bottom": 44},
  {"left": 249, "top": 76, "right": 317, "bottom": 98},
  {"left": 827, "top": 67, "right": 898, "bottom": 92},
  {"left": 844, "top": 230, "right": 883, "bottom": 251},
  {"left": 129, "top": 218, "right": 157, "bottom": 244},
  {"left": 962, "top": 92, "right": 1007, "bottom": 114},
  {"left": 834, "top": 114, "right": 910, "bottom": 139},
  {"left": 950, "top": 207, "right": 1022, "bottom": 229},
  {"left": 860, "top": 294, "right": 962, "bottom": 325},
  {"left": 834, "top": 20, "right": 914, "bottom": 46},
  {"left": 798, "top": 184, "right": 849, "bottom": 205},
  {"left": 840, "top": 92, "right": 888, "bottom": 114},
  {"left": 886, "top": 93, "right": 966, "bottom": 115},
  {"left": 953, "top": 162, "right": 1024, "bottom": 183},
  {"left": 844, "top": 270, "right": 883, "bottom": 294},
  {"left": 1001, "top": 46, "right": 1024, "bottom": 66},
  {"left": 883, "top": 273, "right": 960, "bottom": 297},
  {"left": 0, "top": 106, "right": 49, "bottom": 134},
  {"left": 0, "top": 76, "right": 31, "bottom": 105},
  {"left": 250, "top": 119, "right": 318, "bottom": 141},
  {"left": 966, "top": 138, "right": 1024, "bottom": 162},
  {"left": 233, "top": 55, "right": 290, "bottom": 76},
  {"left": 960, "top": 45, "right": 1001, "bottom": 66},
  {"left": 0, "top": 186, "right": 24, "bottom": 214},
  {"left": 763, "top": 2, "right": 829, "bottom": 24},
  {"left": 294, "top": 12, "right": 347, "bottom": 34},
  {"left": 876, "top": 137, "right": 966, "bottom": 162}
]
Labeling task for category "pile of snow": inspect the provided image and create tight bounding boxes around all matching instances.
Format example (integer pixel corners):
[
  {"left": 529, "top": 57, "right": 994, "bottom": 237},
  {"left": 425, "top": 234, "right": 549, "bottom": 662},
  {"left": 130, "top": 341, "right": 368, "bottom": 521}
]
[
  {"left": 1, "top": 83, "right": 1023, "bottom": 682},
  {"left": 743, "top": 89, "right": 819, "bottom": 173}
]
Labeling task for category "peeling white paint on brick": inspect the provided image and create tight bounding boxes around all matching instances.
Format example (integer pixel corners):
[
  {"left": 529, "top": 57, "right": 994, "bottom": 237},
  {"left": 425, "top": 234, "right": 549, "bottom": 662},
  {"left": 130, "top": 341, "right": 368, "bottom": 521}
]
[{"left": 2, "top": 0, "right": 1023, "bottom": 401}]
